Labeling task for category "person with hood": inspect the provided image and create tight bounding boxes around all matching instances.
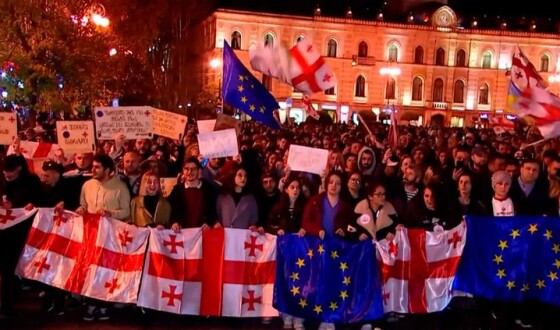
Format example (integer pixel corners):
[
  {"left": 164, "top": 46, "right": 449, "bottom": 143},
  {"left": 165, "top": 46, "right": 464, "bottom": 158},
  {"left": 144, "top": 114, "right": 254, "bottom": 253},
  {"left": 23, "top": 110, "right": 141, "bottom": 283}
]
[{"left": 357, "top": 146, "right": 377, "bottom": 188}]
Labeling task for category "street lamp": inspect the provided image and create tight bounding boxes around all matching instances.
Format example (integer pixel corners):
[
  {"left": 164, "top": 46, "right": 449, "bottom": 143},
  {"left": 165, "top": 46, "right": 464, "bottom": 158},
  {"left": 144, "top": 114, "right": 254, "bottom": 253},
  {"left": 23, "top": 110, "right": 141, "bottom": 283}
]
[
  {"left": 209, "top": 58, "right": 222, "bottom": 101},
  {"left": 210, "top": 58, "right": 221, "bottom": 69}
]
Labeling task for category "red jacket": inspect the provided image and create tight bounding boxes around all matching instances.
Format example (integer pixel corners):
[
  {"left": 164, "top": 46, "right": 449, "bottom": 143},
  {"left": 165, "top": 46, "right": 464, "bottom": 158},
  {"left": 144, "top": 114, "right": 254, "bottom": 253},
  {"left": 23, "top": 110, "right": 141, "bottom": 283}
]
[{"left": 301, "top": 193, "right": 354, "bottom": 235}]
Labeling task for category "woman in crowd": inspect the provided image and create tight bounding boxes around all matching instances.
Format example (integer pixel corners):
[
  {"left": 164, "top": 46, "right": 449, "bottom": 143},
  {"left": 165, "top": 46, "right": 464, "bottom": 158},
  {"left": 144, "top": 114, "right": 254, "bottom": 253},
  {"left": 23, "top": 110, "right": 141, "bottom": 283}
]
[
  {"left": 130, "top": 171, "right": 171, "bottom": 228},
  {"left": 216, "top": 164, "right": 258, "bottom": 229},
  {"left": 352, "top": 182, "right": 398, "bottom": 241},
  {"left": 341, "top": 171, "right": 365, "bottom": 208}
]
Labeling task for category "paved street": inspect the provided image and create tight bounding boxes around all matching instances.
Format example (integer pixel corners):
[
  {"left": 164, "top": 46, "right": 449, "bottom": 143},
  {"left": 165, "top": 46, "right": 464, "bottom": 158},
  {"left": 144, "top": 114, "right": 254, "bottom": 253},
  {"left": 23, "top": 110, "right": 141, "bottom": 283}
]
[{"left": 0, "top": 290, "right": 545, "bottom": 329}]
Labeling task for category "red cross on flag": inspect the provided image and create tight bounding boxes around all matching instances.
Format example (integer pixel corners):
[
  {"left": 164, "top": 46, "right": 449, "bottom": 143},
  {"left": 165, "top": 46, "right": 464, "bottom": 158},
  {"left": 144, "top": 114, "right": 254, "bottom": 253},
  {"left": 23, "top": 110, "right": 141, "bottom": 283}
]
[
  {"left": 513, "top": 86, "right": 560, "bottom": 139},
  {"left": 249, "top": 38, "right": 336, "bottom": 95},
  {"left": 137, "top": 228, "right": 278, "bottom": 317},
  {"left": 16, "top": 209, "right": 150, "bottom": 304},
  {"left": 0, "top": 207, "right": 37, "bottom": 230},
  {"left": 509, "top": 46, "right": 548, "bottom": 91},
  {"left": 7, "top": 141, "right": 58, "bottom": 173},
  {"left": 376, "top": 223, "right": 466, "bottom": 313}
]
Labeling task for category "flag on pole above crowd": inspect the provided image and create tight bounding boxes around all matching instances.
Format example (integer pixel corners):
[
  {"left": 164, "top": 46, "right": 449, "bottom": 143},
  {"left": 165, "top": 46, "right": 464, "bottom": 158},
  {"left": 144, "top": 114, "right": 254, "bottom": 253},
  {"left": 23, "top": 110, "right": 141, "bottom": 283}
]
[
  {"left": 506, "top": 46, "right": 548, "bottom": 112},
  {"left": 249, "top": 38, "right": 336, "bottom": 95},
  {"left": 222, "top": 41, "right": 281, "bottom": 130}
]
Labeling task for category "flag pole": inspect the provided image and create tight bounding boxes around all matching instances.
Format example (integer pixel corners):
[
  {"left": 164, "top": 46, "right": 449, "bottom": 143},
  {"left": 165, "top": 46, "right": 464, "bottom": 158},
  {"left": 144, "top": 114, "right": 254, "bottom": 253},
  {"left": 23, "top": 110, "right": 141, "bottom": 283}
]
[
  {"left": 521, "top": 138, "right": 547, "bottom": 149},
  {"left": 357, "top": 113, "right": 374, "bottom": 136}
]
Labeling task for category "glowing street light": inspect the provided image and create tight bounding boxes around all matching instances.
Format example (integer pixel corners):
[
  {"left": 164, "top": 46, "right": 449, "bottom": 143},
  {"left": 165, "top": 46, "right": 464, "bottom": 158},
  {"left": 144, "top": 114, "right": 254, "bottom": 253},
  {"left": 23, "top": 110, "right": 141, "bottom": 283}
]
[
  {"left": 210, "top": 58, "right": 221, "bottom": 68},
  {"left": 109, "top": 48, "right": 117, "bottom": 56},
  {"left": 91, "top": 13, "right": 110, "bottom": 27},
  {"left": 379, "top": 67, "right": 402, "bottom": 76}
]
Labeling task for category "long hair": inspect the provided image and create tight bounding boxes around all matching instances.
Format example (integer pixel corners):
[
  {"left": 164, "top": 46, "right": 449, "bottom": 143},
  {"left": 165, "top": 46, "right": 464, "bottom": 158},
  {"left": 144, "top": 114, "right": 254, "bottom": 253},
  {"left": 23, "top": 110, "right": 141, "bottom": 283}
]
[
  {"left": 138, "top": 170, "right": 162, "bottom": 197},
  {"left": 220, "top": 163, "right": 250, "bottom": 195}
]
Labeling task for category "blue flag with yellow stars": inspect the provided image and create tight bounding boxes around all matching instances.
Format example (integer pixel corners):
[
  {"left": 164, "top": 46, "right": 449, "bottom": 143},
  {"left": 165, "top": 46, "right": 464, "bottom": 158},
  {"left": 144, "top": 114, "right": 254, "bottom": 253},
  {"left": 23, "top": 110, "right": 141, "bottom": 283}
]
[
  {"left": 222, "top": 41, "right": 281, "bottom": 129},
  {"left": 274, "top": 234, "right": 384, "bottom": 323},
  {"left": 453, "top": 216, "right": 560, "bottom": 306}
]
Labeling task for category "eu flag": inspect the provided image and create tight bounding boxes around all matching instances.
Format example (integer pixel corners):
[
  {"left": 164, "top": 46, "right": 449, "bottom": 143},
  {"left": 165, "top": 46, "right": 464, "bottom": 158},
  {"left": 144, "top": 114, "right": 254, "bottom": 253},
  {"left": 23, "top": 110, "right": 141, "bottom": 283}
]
[
  {"left": 453, "top": 216, "right": 560, "bottom": 306},
  {"left": 222, "top": 41, "right": 281, "bottom": 129},
  {"left": 274, "top": 234, "right": 384, "bottom": 323}
]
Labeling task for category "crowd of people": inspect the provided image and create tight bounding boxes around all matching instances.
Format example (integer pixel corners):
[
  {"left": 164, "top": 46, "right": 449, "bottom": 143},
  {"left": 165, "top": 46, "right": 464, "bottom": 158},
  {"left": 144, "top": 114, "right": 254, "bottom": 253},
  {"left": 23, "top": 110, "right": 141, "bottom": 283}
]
[{"left": 0, "top": 115, "right": 559, "bottom": 329}]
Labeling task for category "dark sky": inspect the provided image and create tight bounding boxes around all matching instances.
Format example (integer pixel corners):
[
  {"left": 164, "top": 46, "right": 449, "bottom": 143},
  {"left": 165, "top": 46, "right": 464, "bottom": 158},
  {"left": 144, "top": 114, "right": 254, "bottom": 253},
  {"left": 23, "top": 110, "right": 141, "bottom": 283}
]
[{"left": 219, "top": 0, "right": 557, "bottom": 20}]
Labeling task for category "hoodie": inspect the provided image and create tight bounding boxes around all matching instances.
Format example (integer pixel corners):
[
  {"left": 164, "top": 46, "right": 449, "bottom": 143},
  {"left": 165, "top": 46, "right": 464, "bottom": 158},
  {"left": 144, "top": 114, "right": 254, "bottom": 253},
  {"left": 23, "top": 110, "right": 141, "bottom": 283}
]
[
  {"left": 357, "top": 146, "right": 377, "bottom": 176},
  {"left": 80, "top": 175, "right": 131, "bottom": 220}
]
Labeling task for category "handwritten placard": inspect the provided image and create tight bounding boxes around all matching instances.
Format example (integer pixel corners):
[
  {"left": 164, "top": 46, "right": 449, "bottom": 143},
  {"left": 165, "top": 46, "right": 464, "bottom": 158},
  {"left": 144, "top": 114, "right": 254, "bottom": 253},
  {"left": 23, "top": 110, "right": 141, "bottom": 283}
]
[
  {"left": 0, "top": 113, "right": 17, "bottom": 145},
  {"left": 94, "top": 106, "right": 153, "bottom": 140},
  {"left": 287, "top": 144, "right": 329, "bottom": 175},
  {"left": 197, "top": 128, "right": 239, "bottom": 158},
  {"left": 56, "top": 121, "right": 95, "bottom": 152},
  {"left": 197, "top": 119, "right": 217, "bottom": 134},
  {"left": 151, "top": 108, "right": 188, "bottom": 140},
  {"left": 160, "top": 177, "right": 177, "bottom": 197}
]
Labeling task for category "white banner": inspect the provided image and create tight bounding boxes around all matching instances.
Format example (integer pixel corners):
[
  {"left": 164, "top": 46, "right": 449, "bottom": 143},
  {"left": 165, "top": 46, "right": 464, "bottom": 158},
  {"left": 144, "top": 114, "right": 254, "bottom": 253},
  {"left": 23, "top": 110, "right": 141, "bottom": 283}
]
[
  {"left": 56, "top": 121, "right": 95, "bottom": 153},
  {"left": 197, "top": 128, "right": 239, "bottom": 159},
  {"left": 94, "top": 106, "right": 153, "bottom": 140},
  {"left": 287, "top": 144, "right": 328, "bottom": 175}
]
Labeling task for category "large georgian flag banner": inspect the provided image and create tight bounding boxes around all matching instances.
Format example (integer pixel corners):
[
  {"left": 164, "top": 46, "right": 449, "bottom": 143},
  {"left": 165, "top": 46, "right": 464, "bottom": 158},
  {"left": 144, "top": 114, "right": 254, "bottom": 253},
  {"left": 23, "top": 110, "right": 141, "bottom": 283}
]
[
  {"left": 16, "top": 209, "right": 149, "bottom": 303},
  {"left": 137, "top": 227, "right": 277, "bottom": 317},
  {"left": 376, "top": 223, "right": 466, "bottom": 313},
  {"left": 0, "top": 207, "right": 37, "bottom": 230}
]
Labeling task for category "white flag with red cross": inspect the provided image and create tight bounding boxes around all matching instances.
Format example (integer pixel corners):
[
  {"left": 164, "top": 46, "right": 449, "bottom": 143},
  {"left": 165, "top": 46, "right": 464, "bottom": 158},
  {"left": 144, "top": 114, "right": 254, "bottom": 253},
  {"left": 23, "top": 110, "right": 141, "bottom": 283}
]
[
  {"left": 249, "top": 38, "right": 336, "bottom": 95},
  {"left": 376, "top": 223, "right": 466, "bottom": 313},
  {"left": 0, "top": 207, "right": 37, "bottom": 230},
  {"left": 16, "top": 209, "right": 150, "bottom": 304},
  {"left": 79, "top": 217, "right": 150, "bottom": 303},
  {"left": 7, "top": 140, "right": 59, "bottom": 173},
  {"left": 137, "top": 228, "right": 204, "bottom": 314},
  {"left": 17, "top": 209, "right": 85, "bottom": 290},
  {"left": 137, "top": 228, "right": 278, "bottom": 317}
]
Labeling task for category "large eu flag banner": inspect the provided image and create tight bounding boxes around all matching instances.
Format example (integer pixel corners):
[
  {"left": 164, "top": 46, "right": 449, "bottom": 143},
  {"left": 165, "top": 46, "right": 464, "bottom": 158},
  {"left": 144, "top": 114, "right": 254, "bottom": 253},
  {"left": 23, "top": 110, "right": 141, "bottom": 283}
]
[
  {"left": 222, "top": 41, "right": 281, "bottom": 129},
  {"left": 453, "top": 216, "right": 560, "bottom": 306},
  {"left": 274, "top": 235, "right": 384, "bottom": 323}
]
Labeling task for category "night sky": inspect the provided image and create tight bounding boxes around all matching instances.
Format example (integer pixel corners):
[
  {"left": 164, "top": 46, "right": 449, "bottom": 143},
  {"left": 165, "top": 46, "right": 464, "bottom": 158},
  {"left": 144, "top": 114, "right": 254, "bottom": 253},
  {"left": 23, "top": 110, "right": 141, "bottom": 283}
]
[{"left": 219, "top": 0, "right": 558, "bottom": 22}]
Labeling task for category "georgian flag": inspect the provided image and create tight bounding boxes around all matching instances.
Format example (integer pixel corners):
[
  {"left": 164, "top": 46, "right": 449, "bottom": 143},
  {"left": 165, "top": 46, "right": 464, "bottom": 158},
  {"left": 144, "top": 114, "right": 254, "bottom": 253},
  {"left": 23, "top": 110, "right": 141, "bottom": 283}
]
[
  {"left": 138, "top": 228, "right": 278, "bottom": 317},
  {"left": 0, "top": 207, "right": 37, "bottom": 230},
  {"left": 249, "top": 38, "right": 336, "bottom": 95},
  {"left": 7, "top": 141, "right": 60, "bottom": 173},
  {"left": 376, "top": 223, "right": 466, "bottom": 313},
  {"left": 79, "top": 218, "right": 150, "bottom": 303},
  {"left": 17, "top": 209, "right": 150, "bottom": 304},
  {"left": 17, "top": 209, "right": 84, "bottom": 290},
  {"left": 137, "top": 228, "right": 204, "bottom": 314}
]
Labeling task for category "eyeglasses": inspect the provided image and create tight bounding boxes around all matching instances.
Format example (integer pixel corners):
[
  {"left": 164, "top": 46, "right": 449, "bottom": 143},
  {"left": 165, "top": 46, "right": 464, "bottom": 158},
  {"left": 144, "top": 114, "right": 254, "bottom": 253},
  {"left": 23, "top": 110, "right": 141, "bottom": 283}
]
[{"left": 350, "top": 178, "right": 361, "bottom": 183}]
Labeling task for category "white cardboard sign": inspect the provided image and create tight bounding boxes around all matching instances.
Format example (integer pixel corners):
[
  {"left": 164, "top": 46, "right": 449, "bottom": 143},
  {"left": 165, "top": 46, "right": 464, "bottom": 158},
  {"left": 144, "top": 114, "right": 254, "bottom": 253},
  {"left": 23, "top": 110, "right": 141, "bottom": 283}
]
[
  {"left": 94, "top": 106, "right": 153, "bottom": 140},
  {"left": 151, "top": 108, "right": 187, "bottom": 140},
  {"left": 56, "top": 120, "right": 95, "bottom": 152},
  {"left": 287, "top": 144, "right": 329, "bottom": 175},
  {"left": 197, "top": 128, "right": 239, "bottom": 159},
  {"left": 0, "top": 113, "right": 17, "bottom": 145}
]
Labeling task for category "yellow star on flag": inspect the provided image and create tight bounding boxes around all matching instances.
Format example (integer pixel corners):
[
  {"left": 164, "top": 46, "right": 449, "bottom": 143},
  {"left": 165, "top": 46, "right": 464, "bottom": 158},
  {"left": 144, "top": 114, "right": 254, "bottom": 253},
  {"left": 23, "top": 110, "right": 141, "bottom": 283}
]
[
  {"left": 290, "top": 285, "right": 300, "bottom": 296},
  {"left": 521, "top": 284, "right": 530, "bottom": 292},
  {"left": 298, "top": 298, "right": 308, "bottom": 308},
  {"left": 536, "top": 279, "right": 546, "bottom": 289},
  {"left": 307, "top": 249, "right": 314, "bottom": 259},
  {"left": 237, "top": 85, "right": 244, "bottom": 92},
  {"left": 493, "top": 255, "right": 504, "bottom": 265},
  {"left": 339, "top": 262, "right": 348, "bottom": 271},
  {"left": 290, "top": 272, "right": 299, "bottom": 281},
  {"left": 496, "top": 269, "right": 506, "bottom": 279},
  {"left": 241, "top": 96, "right": 247, "bottom": 103},
  {"left": 498, "top": 240, "right": 508, "bottom": 250},
  {"left": 553, "top": 244, "right": 560, "bottom": 254},
  {"left": 249, "top": 104, "right": 255, "bottom": 112},
  {"left": 329, "top": 301, "right": 338, "bottom": 311},
  {"left": 259, "top": 106, "right": 266, "bottom": 113},
  {"left": 238, "top": 75, "right": 245, "bottom": 81},
  {"left": 510, "top": 229, "right": 520, "bottom": 239},
  {"left": 506, "top": 280, "right": 516, "bottom": 290},
  {"left": 343, "top": 276, "right": 351, "bottom": 285},
  {"left": 548, "top": 271, "right": 558, "bottom": 281},
  {"left": 554, "top": 259, "right": 560, "bottom": 269},
  {"left": 331, "top": 250, "right": 339, "bottom": 259},
  {"left": 318, "top": 245, "right": 325, "bottom": 254},
  {"left": 544, "top": 229, "right": 553, "bottom": 240},
  {"left": 339, "top": 290, "right": 348, "bottom": 301},
  {"left": 313, "top": 305, "right": 323, "bottom": 314},
  {"left": 296, "top": 258, "right": 305, "bottom": 268},
  {"left": 528, "top": 224, "right": 538, "bottom": 234}
]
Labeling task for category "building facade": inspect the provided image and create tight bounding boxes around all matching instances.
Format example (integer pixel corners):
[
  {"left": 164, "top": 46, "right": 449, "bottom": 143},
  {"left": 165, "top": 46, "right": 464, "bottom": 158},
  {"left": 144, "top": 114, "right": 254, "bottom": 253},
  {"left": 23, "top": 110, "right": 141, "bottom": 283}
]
[{"left": 195, "top": 6, "right": 560, "bottom": 127}]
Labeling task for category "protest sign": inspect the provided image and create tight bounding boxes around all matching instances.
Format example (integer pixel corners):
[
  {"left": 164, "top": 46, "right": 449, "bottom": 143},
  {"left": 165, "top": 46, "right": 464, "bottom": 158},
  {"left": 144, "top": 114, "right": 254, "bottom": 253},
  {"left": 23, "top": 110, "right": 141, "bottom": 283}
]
[
  {"left": 56, "top": 121, "right": 95, "bottom": 152},
  {"left": 0, "top": 113, "right": 17, "bottom": 145},
  {"left": 197, "top": 119, "right": 217, "bottom": 134},
  {"left": 287, "top": 144, "right": 328, "bottom": 175},
  {"left": 94, "top": 106, "right": 153, "bottom": 140},
  {"left": 151, "top": 108, "right": 188, "bottom": 140},
  {"left": 197, "top": 128, "right": 239, "bottom": 159}
]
